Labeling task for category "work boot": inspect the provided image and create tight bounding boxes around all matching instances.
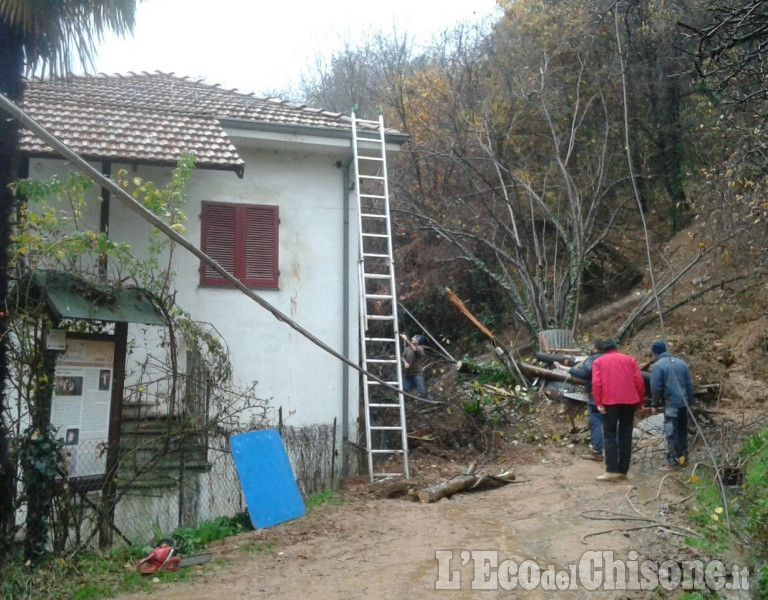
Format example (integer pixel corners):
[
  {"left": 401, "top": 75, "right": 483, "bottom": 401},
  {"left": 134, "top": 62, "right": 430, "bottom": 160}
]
[
  {"left": 581, "top": 447, "right": 603, "bottom": 461},
  {"left": 581, "top": 451, "right": 603, "bottom": 462},
  {"left": 596, "top": 472, "right": 626, "bottom": 482}
]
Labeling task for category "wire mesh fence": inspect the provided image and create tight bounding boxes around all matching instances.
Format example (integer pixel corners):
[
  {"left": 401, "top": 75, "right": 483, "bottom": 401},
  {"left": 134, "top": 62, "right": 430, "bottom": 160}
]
[{"left": 10, "top": 420, "right": 345, "bottom": 554}]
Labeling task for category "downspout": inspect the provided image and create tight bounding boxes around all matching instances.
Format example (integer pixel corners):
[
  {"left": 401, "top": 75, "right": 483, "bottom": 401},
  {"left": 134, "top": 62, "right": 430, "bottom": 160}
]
[
  {"left": 99, "top": 161, "right": 111, "bottom": 278},
  {"left": 341, "top": 153, "right": 354, "bottom": 478}
]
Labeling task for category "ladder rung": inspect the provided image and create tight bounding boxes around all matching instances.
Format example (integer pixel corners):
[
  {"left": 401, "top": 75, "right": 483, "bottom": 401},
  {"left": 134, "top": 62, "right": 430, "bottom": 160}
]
[
  {"left": 364, "top": 273, "right": 390, "bottom": 279},
  {"left": 372, "top": 449, "right": 405, "bottom": 454},
  {"left": 367, "top": 315, "right": 394, "bottom": 321},
  {"left": 365, "top": 293, "right": 392, "bottom": 300},
  {"left": 358, "top": 156, "right": 383, "bottom": 161},
  {"left": 361, "top": 213, "right": 387, "bottom": 219},
  {"left": 359, "top": 175, "right": 385, "bottom": 181},
  {"left": 368, "top": 401, "right": 401, "bottom": 407},
  {"left": 359, "top": 194, "right": 386, "bottom": 199},
  {"left": 362, "top": 233, "right": 389, "bottom": 239},
  {"left": 366, "top": 359, "right": 398, "bottom": 364},
  {"left": 370, "top": 426, "right": 403, "bottom": 431},
  {"left": 365, "top": 337, "right": 397, "bottom": 342},
  {"left": 363, "top": 253, "right": 389, "bottom": 258},
  {"left": 372, "top": 473, "right": 406, "bottom": 479}
]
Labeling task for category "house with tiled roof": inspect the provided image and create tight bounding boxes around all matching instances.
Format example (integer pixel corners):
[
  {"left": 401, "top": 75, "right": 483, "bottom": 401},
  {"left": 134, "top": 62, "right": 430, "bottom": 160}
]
[{"left": 17, "top": 72, "right": 406, "bottom": 540}]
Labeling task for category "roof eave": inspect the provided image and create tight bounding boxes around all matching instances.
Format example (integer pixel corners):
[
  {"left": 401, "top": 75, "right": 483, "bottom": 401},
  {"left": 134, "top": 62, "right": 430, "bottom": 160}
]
[
  {"left": 21, "top": 151, "right": 245, "bottom": 179},
  {"left": 217, "top": 118, "right": 410, "bottom": 146}
]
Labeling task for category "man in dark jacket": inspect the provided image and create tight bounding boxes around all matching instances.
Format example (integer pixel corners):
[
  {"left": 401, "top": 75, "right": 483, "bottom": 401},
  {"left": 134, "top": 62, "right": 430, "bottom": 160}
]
[
  {"left": 649, "top": 341, "right": 694, "bottom": 470},
  {"left": 556, "top": 339, "right": 605, "bottom": 461},
  {"left": 592, "top": 339, "right": 646, "bottom": 482},
  {"left": 401, "top": 333, "right": 426, "bottom": 398}
]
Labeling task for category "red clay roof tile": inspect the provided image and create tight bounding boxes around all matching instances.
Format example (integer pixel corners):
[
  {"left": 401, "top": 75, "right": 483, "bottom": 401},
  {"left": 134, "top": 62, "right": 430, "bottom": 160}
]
[{"left": 20, "top": 72, "right": 382, "bottom": 175}]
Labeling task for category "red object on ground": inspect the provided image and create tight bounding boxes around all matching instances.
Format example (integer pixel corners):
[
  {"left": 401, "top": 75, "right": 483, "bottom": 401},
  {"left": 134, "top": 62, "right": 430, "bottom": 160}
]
[{"left": 136, "top": 543, "right": 181, "bottom": 574}]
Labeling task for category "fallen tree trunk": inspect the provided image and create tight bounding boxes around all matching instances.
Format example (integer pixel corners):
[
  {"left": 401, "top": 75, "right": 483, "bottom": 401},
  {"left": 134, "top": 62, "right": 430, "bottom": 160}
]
[
  {"left": 416, "top": 464, "right": 517, "bottom": 503},
  {"left": 535, "top": 352, "right": 577, "bottom": 366},
  {"left": 518, "top": 362, "right": 585, "bottom": 384}
]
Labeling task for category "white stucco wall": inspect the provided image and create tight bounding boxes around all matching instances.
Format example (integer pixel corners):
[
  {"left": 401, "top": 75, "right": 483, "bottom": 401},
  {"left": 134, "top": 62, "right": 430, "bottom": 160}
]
[
  {"left": 174, "top": 142, "right": 361, "bottom": 429},
  {"left": 27, "top": 130, "right": 362, "bottom": 442}
]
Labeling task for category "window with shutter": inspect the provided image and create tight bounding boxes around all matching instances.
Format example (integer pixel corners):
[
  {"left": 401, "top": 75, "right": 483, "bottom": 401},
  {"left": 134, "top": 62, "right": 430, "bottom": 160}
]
[{"left": 200, "top": 201, "right": 279, "bottom": 288}]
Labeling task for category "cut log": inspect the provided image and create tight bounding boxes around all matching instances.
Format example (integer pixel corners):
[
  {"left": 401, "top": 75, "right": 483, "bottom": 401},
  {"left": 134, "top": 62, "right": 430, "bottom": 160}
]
[
  {"left": 535, "top": 352, "right": 577, "bottom": 366},
  {"left": 519, "top": 361, "right": 585, "bottom": 384},
  {"left": 417, "top": 474, "right": 481, "bottom": 503},
  {"left": 416, "top": 468, "right": 516, "bottom": 503}
]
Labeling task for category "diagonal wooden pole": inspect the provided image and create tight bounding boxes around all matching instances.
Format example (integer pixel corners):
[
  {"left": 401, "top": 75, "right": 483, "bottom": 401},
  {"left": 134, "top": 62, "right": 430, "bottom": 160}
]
[{"left": 445, "top": 287, "right": 527, "bottom": 386}]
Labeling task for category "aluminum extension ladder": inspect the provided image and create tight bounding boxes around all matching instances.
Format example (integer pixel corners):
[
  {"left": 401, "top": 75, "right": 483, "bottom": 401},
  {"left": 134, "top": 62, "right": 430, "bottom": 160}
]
[{"left": 350, "top": 110, "right": 409, "bottom": 481}]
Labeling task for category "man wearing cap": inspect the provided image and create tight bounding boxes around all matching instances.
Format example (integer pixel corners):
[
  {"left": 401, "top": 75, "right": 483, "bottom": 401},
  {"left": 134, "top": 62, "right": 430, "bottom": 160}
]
[
  {"left": 649, "top": 341, "right": 694, "bottom": 470},
  {"left": 401, "top": 333, "right": 427, "bottom": 399},
  {"left": 592, "top": 339, "right": 646, "bottom": 482}
]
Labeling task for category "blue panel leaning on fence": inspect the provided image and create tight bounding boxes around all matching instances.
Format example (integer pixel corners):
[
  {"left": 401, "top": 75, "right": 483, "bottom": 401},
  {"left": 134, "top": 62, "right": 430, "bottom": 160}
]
[{"left": 230, "top": 429, "right": 306, "bottom": 528}]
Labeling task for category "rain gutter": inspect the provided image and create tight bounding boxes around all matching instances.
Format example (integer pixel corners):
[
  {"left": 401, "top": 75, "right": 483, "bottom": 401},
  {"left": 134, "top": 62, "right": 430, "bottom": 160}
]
[{"left": 218, "top": 118, "right": 409, "bottom": 146}]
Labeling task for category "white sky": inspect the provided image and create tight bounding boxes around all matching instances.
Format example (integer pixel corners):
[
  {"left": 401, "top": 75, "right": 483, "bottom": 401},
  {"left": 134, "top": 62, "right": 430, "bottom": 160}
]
[{"left": 88, "top": 0, "right": 501, "bottom": 99}]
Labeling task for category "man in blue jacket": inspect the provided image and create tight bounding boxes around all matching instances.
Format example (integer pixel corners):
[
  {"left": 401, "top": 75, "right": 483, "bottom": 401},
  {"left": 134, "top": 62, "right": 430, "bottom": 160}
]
[
  {"left": 649, "top": 341, "right": 694, "bottom": 470},
  {"left": 556, "top": 339, "right": 605, "bottom": 461}
]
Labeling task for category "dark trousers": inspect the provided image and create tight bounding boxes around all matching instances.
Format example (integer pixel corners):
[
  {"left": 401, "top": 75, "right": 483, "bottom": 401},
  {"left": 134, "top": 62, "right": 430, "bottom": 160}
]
[
  {"left": 664, "top": 406, "right": 689, "bottom": 466},
  {"left": 403, "top": 373, "right": 426, "bottom": 398},
  {"left": 587, "top": 401, "right": 603, "bottom": 453},
  {"left": 602, "top": 404, "right": 636, "bottom": 475}
]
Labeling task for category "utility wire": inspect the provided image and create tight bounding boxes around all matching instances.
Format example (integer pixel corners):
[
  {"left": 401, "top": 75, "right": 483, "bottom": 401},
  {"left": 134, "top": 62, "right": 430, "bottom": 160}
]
[{"left": 612, "top": 7, "right": 739, "bottom": 575}]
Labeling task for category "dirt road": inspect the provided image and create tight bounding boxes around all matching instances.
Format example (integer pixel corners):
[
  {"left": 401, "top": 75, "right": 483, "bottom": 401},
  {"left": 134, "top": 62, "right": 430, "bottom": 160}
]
[{"left": 115, "top": 447, "right": 694, "bottom": 600}]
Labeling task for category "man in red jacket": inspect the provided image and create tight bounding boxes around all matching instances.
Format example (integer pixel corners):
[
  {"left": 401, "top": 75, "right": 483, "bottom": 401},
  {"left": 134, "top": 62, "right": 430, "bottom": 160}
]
[{"left": 592, "top": 339, "right": 646, "bottom": 481}]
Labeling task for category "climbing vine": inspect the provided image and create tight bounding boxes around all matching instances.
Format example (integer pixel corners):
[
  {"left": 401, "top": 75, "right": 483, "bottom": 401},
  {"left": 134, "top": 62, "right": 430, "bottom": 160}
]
[
  {"left": 5, "top": 155, "right": 270, "bottom": 559},
  {"left": 16, "top": 425, "right": 63, "bottom": 559}
]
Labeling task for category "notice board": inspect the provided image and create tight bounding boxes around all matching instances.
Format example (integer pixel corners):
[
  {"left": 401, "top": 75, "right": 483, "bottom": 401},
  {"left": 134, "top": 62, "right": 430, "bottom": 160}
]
[{"left": 49, "top": 338, "right": 115, "bottom": 478}]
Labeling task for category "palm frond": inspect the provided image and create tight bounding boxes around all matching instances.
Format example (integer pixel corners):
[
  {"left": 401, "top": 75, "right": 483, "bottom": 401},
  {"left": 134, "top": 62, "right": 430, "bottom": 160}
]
[{"left": 0, "top": 0, "right": 139, "bottom": 76}]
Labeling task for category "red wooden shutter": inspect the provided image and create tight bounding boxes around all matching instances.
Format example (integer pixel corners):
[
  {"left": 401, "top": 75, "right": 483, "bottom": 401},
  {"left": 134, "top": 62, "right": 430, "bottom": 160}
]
[
  {"left": 200, "top": 202, "right": 237, "bottom": 285},
  {"left": 200, "top": 202, "right": 279, "bottom": 288},
  {"left": 243, "top": 205, "right": 279, "bottom": 288}
]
